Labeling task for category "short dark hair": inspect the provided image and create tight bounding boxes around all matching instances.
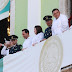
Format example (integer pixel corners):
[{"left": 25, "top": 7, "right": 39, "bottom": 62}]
[
  {"left": 22, "top": 29, "right": 29, "bottom": 34},
  {"left": 52, "top": 8, "right": 59, "bottom": 13},
  {"left": 34, "top": 25, "right": 43, "bottom": 34}
]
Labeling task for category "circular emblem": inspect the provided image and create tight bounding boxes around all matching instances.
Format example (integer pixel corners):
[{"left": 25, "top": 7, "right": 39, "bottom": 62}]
[
  {"left": 0, "top": 0, "right": 9, "bottom": 11},
  {"left": 39, "top": 36, "right": 63, "bottom": 72}
]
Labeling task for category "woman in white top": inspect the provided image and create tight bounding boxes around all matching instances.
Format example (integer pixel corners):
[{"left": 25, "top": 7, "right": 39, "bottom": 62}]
[{"left": 32, "top": 25, "right": 44, "bottom": 46}]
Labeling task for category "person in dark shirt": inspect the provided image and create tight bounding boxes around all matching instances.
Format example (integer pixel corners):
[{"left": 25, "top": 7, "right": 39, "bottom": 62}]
[
  {"left": 9, "top": 35, "right": 22, "bottom": 54},
  {"left": 43, "top": 15, "right": 52, "bottom": 39},
  {"left": 1, "top": 35, "right": 22, "bottom": 56}
]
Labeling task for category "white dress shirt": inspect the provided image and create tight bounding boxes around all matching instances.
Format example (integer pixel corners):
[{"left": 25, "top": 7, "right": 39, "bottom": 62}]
[
  {"left": 32, "top": 32, "right": 44, "bottom": 44},
  {"left": 52, "top": 14, "right": 69, "bottom": 35},
  {"left": 23, "top": 37, "right": 32, "bottom": 49},
  {"left": 1, "top": 46, "right": 9, "bottom": 56}
]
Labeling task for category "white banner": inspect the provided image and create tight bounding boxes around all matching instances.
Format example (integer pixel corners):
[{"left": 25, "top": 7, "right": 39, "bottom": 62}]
[{"left": 0, "top": 0, "right": 10, "bottom": 20}]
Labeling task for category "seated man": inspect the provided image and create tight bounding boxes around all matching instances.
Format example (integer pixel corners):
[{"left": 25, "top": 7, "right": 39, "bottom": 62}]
[
  {"left": 22, "top": 29, "right": 32, "bottom": 50},
  {"left": 43, "top": 15, "right": 52, "bottom": 40},
  {"left": 1, "top": 35, "right": 22, "bottom": 56},
  {"left": 9, "top": 35, "right": 22, "bottom": 54}
]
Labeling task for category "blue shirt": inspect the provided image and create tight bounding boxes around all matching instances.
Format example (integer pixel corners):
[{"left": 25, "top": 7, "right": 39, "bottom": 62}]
[{"left": 44, "top": 26, "right": 52, "bottom": 39}]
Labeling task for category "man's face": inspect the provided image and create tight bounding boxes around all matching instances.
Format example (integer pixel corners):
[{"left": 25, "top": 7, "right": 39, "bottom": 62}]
[
  {"left": 22, "top": 31, "right": 29, "bottom": 39},
  {"left": 11, "top": 39, "right": 17, "bottom": 45},
  {"left": 46, "top": 20, "right": 52, "bottom": 27},
  {"left": 53, "top": 10, "right": 60, "bottom": 19}
]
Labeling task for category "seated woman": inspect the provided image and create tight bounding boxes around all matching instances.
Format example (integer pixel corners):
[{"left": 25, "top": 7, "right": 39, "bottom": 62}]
[{"left": 32, "top": 25, "right": 44, "bottom": 46}]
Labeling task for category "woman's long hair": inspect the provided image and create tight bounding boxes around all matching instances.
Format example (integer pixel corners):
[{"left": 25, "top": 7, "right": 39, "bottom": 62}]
[{"left": 34, "top": 25, "right": 43, "bottom": 34}]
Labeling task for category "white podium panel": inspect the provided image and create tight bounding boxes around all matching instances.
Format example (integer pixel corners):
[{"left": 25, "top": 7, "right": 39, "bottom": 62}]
[{"left": 2, "top": 29, "right": 72, "bottom": 72}]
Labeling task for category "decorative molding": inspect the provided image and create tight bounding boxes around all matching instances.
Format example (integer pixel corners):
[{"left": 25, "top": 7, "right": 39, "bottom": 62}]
[{"left": 39, "top": 36, "right": 63, "bottom": 72}]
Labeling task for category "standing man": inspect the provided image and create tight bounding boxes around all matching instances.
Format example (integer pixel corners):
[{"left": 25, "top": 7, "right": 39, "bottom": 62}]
[
  {"left": 22, "top": 29, "right": 32, "bottom": 50},
  {"left": 43, "top": 15, "right": 52, "bottom": 39},
  {"left": 52, "top": 8, "right": 69, "bottom": 35}
]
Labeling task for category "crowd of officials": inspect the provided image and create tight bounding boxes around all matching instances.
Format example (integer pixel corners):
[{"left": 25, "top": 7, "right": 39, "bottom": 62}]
[{"left": 0, "top": 8, "right": 71, "bottom": 59}]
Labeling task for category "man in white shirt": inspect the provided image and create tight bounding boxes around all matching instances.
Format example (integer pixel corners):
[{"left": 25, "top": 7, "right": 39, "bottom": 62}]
[
  {"left": 52, "top": 8, "right": 69, "bottom": 35},
  {"left": 22, "top": 29, "right": 32, "bottom": 50}
]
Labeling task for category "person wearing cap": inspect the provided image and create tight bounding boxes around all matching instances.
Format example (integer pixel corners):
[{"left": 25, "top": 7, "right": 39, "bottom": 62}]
[
  {"left": 9, "top": 35, "right": 22, "bottom": 54},
  {"left": 1, "top": 35, "right": 22, "bottom": 56},
  {"left": 52, "top": 8, "right": 69, "bottom": 35},
  {"left": 43, "top": 15, "right": 52, "bottom": 40}
]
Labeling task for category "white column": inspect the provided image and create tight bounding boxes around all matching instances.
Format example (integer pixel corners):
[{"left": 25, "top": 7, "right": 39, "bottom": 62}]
[
  {"left": 28, "top": 0, "right": 41, "bottom": 36},
  {"left": 10, "top": 0, "right": 15, "bottom": 35}
]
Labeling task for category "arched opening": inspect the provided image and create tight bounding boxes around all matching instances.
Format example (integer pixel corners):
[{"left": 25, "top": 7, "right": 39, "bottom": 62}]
[
  {"left": 0, "top": 0, "right": 15, "bottom": 43},
  {"left": 0, "top": 0, "right": 15, "bottom": 59}
]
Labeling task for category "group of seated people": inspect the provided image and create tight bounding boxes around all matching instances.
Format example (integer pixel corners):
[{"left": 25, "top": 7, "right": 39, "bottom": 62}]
[
  {"left": 0, "top": 26, "right": 44, "bottom": 57},
  {"left": 0, "top": 8, "right": 72, "bottom": 58}
]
